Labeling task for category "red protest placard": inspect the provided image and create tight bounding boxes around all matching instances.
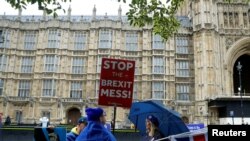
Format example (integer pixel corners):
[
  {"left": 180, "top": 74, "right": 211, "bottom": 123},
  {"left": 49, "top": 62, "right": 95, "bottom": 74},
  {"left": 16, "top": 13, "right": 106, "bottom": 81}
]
[{"left": 98, "top": 58, "right": 135, "bottom": 108}]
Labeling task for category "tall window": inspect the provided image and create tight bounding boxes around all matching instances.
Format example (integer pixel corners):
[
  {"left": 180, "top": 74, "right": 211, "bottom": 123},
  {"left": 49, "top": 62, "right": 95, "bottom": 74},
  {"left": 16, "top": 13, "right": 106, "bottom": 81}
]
[
  {"left": 21, "top": 57, "right": 34, "bottom": 73},
  {"left": 124, "top": 57, "right": 139, "bottom": 75},
  {"left": 48, "top": 29, "right": 61, "bottom": 48},
  {"left": 42, "top": 79, "right": 56, "bottom": 97},
  {"left": 152, "top": 56, "right": 165, "bottom": 74},
  {"left": 96, "top": 56, "right": 109, "bottom": 73},
  {"left": 248, "top": 10, "right": 250, "bottom": 24},
  {"left": 229, "top": 12, "right": 233, "bottom": 28},
  {"left": 72, "top": 57, "right": 84, "bottom": 74},
  {"left": 15, "top": 111, "right": 22, "bottom": 124},
  {"left": 125, "top": 32, "right": 138, "bottom": 51},
  {"left": 152, "top": 81, "right": 165, "bottom": 99},
  {"left": 95, "top": 80, "right": 99, "bottom": 98},
  {"left": 176, "top": 60, "right": 189, "bottom": 77},
  {"left": 176, "top": 36, "right": 189, "bottom": 54},
  {"left": 24, "top": 31, "right": 37, "bottom": 50},
  {"left": 152, "top": 34, "right": 165, "bottom": 49},
  {"left": 18, "top": 80, "right": 31, "bottom": 97},
  {"left": 42, "top": 111, "right": 51, "bottom": 119},
  {"left": 204, "top": 0, "right": 211, "bottom": 24},
  {"left": 234, "top": 12, "right": 239, "bottom": 27},
  {"left": 176, "top": 84, "right": 190, "bottom": 101},
  {"left": 224, "top": 12, "right": 228, "bottom": 27},
  {"left": 0, "top": 30, "right": 3, "bottom": 43},
  {"left": 243, "top": 13, "right": 248, "bottom": 28},
  {"left": 70, "top": 81, "right": 82, "bottom": 98},
  {"left": 99, "top": 29, "right": 112, "bottom": 48},
  {"left": 0, "top": 30, "right": 10, "bottom": 48},
  {"left": 74, "top": 32, "right": 87, "bottom": 50},
  {"left": 0, "top": 55, "right": 7, "bottom": 71},
  {"left": 135, "top": 60, "right": 139, "bottom": 75},
  {"left": 0, "top": 79, "right": 3, "bottom": 96},
  {"left": 133, "top": 83, "right": 138, "bottom": 100},
  {"left": 44, "top": 55, "right": 58, "bottom": 72}
]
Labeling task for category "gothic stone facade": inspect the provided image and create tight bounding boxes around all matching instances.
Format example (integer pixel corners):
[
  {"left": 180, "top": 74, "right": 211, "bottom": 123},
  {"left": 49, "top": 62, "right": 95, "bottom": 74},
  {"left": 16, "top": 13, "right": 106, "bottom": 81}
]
[{"left": 0, "top": 0, "right": 250, "bottom": 126}]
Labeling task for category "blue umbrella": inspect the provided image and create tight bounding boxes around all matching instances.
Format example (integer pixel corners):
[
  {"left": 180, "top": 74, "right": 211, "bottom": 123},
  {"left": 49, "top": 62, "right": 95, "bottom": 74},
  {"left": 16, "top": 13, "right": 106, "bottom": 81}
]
[{"left": 128, "top": 100, "right": 189, "bottom": 137}]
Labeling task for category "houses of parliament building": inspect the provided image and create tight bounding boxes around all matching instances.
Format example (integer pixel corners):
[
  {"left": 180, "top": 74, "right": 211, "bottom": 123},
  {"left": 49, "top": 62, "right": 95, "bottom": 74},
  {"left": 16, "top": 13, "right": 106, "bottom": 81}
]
[{"left": 0, "top": 0, "right": 250, "bottom": 127}]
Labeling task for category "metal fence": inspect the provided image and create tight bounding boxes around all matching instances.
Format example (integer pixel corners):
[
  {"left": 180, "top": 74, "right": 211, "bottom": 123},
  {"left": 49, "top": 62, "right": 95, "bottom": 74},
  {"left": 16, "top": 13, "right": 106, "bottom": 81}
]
[{"left": 0, "top": 127, "right": 142, "bottom": 141}]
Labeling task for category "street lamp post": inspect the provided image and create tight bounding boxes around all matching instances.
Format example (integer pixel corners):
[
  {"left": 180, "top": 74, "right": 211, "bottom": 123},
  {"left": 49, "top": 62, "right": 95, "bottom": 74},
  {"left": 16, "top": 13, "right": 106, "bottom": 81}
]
[
  {"left": 236, "top": 61, "right": 244, "bottom": 124},
  {"left": 0, "top": 33, "right": 4, "bottom": 43}
]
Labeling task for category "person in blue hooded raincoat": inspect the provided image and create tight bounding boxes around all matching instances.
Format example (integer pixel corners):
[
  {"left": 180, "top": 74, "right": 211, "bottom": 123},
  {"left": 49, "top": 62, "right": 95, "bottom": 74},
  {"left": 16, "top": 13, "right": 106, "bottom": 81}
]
[
  {"left": 66, "top": 116, "right": 88, "bottom": 141},
  {"left": 76, "top": 107, "right": 116, "bottom": 141}
]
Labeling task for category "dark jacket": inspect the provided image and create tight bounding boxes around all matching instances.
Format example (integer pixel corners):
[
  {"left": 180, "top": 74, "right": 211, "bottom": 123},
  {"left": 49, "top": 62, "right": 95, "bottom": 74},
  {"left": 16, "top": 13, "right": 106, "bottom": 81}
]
[
  {"left": 66, "top": 127, "right": 79, "bottom": 141},
  {"left": 143, "top": 129, "right": 167, "bottom": 141},
  {"left": 152, "top": 129, "right": 165, "bottom": 140},
  {"left": 4, "top": 116, "right": 11, "bottom": 125}
]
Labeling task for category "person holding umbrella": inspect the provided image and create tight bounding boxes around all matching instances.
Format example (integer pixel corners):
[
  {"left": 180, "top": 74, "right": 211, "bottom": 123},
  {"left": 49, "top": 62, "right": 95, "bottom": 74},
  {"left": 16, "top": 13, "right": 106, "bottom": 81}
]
[
  {"left": 144, "top": 115, "right": 166, "bottom": 141},
  {"left": 129, "top": 101, "right": 189, "bottom": 139}
]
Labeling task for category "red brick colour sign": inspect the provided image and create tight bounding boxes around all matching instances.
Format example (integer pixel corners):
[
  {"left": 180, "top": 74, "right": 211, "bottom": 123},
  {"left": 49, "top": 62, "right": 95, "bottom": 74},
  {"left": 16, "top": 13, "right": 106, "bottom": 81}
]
[{"left": 98, "top": 58, "right": 135, "bottom": 108}]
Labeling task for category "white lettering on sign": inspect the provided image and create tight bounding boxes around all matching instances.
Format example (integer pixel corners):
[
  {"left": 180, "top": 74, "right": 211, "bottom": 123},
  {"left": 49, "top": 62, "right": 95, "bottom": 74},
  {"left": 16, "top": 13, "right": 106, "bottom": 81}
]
[
  {"left": 100, "top": 89, "right": 132, "bottom": 98},
  {"left": 103, "top": 60, "right": 134, "bottom": 71},
  {"left": 101, "top": 80, "right": 133, "bottom": 88},
  {"left": 212, "top": 129, "right": 247, "bottom": 136}
]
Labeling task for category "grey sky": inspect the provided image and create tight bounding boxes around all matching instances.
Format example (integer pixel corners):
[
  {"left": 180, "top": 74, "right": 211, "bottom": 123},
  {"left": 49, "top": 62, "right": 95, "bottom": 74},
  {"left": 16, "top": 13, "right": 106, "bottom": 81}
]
[{"left": 0, "top": 0, "right": 131, "bottom": 16}]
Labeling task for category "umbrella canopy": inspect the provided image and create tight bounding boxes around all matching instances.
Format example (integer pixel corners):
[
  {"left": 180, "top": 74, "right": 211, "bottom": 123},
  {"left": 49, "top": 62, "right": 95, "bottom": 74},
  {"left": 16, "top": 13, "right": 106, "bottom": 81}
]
[{"left": 128, "top": 100, "right": 189, "bottom": 137}]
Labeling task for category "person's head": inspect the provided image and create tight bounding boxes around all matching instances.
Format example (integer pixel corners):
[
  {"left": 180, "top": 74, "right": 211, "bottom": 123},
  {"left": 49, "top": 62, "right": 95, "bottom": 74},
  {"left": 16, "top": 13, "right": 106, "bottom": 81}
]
[
  {"left": 85, "top": 107, "right": 104, "bottom": 122},
  {"left": 100, "top": 111, "right": 107, "bottom": 125},
  {"left": 77, "top": 116, "right": 88, "bottom": 133},
  {"left": 181, "top": 116, "right": 189, "bottom": 124},
  {"left": 145, "top": 115, "right": 159, "bottom": 136}
]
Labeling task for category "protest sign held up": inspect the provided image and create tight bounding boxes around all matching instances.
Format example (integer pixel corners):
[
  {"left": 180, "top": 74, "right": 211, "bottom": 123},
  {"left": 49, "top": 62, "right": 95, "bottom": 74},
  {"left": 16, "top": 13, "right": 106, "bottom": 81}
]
[{"left": 98, "top": 58, "right": 135, "bottom": 108}]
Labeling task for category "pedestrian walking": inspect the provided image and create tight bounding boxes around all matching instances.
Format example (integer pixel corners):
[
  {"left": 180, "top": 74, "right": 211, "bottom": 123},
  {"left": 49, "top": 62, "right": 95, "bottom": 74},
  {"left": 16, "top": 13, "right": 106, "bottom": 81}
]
[
  {"left": 4, "top": 115, "right": 11, "bottom": 126},
  {"left": 39, "top": 117, "right": 49, "bottom": 127},
  {"left": 76, "top": 107, "right": 116, "bottom": 141},
  {"left": 66, "top": 116, "right": 88, "bottom": 141}
]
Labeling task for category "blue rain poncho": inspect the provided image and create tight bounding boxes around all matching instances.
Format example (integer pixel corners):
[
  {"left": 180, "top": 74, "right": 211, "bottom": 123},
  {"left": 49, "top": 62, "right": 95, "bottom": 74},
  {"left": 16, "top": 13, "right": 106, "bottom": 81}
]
[{"left": 76, "top": 121, "right": 116, "bottom": 141}]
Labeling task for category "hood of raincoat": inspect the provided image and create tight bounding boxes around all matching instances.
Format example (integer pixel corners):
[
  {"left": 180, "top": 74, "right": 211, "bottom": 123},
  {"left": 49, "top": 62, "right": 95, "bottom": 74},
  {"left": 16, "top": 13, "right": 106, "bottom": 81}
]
[{"left": 76, "top": 121, "right": 116, "bottom": 141}]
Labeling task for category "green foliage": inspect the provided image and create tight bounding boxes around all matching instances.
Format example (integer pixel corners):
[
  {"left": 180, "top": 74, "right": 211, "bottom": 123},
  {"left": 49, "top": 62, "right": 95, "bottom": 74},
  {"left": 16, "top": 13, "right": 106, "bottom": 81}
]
[
  {"left": 126, "top": 0, "right": 184, "bottom": 40},
  {"left": 5, "top": 0, "right": 71, "bottom": 17}
]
